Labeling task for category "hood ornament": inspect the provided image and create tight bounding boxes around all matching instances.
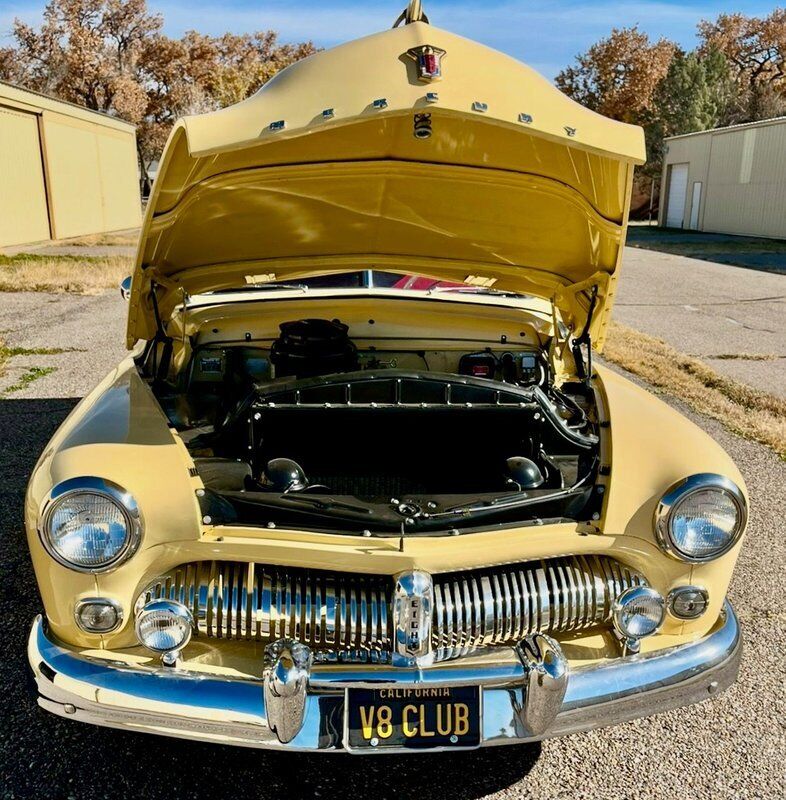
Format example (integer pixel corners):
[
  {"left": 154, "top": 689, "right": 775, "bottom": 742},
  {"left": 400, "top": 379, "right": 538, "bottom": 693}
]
[
  {"left": 407, "top": 44, "right": 447, "bottom": 82},
  {"left": 394, "top": 1, "right": 430, "bottom": 26}
]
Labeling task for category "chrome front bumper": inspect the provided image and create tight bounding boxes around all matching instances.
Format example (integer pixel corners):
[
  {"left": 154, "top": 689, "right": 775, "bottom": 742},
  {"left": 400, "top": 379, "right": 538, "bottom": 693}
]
[{"left": 28, "top": 602, "right": 741, "bottom": 752}]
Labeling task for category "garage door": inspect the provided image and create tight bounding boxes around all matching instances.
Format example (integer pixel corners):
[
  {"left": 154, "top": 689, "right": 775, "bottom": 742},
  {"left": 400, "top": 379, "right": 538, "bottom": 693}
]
[
  {"left": 0, "top": 106, "right": 51, "bottom": 247},
  {"left": 665, "top": 163, "right": 688, "bottom": 228}
]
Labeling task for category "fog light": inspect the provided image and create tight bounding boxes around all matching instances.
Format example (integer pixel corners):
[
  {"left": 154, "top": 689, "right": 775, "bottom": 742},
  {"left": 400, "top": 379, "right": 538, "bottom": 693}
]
[
  {"left": 668, "top": 586, "right": 709, "bottom": 619},
  {"left": 135, "top": 599, "right": 193, "bottom": 656},
  {"left": 75, "top": 598, "right": 122, "bottom": 633},
  {"left": 612, "top": 586, "right": 665, "bottom": 653}
]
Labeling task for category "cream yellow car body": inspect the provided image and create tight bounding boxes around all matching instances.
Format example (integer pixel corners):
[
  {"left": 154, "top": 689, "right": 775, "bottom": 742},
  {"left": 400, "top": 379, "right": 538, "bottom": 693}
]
[{"left": 25, "top": 4, "right": 744, "bottom": 751}]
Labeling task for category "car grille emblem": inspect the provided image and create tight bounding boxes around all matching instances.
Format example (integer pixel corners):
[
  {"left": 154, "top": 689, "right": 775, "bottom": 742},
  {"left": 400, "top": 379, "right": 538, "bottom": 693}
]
[
  {"left": 392, "top": 570, "right": 434, "bottom": 666},
  {"left": 407, "top": 45, "right": 446, "bottom": 82}
]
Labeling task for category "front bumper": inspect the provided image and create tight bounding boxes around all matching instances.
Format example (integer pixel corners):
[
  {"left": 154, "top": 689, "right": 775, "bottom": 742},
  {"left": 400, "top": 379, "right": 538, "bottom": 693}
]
[{"left": 28, "top": 602, "right": 741, "bottom": 752}]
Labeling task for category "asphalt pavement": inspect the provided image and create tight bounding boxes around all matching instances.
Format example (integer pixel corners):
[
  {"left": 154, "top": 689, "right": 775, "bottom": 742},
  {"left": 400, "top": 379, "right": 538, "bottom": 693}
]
[
  {"left": 616, "top": 248, "right": 786, "bottom": 397},
  {"left": 1, "top": 257, "right": 784, "bottom": 799}
]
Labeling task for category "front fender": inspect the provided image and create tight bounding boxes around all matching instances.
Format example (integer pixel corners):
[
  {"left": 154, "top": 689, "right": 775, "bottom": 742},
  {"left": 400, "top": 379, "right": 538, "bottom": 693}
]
[
  {"left": 25, "top": 357, "right": 202, "bottom": 647},
  {"left": 597, "top": 364, "right": 747, "bottom": 636}
]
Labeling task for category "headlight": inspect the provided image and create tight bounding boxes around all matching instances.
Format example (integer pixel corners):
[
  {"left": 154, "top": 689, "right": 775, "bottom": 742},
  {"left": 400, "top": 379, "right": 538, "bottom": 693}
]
[
  {"left": 655, "top": 474, "right": 746, "bottom": 563},
  {"left": 40, "top": 478, "right": 142, "bottom": 572}
]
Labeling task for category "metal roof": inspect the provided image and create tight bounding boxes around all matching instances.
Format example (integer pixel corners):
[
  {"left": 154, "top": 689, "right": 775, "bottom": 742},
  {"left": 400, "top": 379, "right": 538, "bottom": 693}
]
[
  {"left": 665, "top": 115, "right": 786, "bottom": 141},
  {"left": 0, "top": 80, "right": 137, "bottom": 132}
]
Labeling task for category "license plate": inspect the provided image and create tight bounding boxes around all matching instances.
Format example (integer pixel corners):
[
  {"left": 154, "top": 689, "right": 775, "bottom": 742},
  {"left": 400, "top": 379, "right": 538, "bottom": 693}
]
[{"left": 344, "top": 686, "right": 481, "bottom": 752}]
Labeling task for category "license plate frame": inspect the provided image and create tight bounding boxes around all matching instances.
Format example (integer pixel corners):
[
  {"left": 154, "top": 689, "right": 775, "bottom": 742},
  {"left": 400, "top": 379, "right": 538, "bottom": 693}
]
[{"left": 343, "top": 685, "right": 482, "bottom": 753}]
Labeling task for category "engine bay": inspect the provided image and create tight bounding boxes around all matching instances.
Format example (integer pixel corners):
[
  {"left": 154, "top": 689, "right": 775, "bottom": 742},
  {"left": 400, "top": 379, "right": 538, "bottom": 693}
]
[{"left": 152, "top": 316, "right": 601, "bottom": 534}]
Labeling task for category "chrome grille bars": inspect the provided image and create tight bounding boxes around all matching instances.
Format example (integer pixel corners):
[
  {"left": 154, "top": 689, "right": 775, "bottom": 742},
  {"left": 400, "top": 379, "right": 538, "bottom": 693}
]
[
  {"left": 139, "top": 556, "right": 644, "bottom": 660},
  {"left": 432, "top": 555, "right": 645, "bottom": 659}
]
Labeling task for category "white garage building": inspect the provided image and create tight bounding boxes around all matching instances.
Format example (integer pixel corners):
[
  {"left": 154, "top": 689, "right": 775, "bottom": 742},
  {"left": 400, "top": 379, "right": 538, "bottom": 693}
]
[
  {"left": 0, "top": 81, "right": 141, "bottom": 248},
  {"left": 660, "top": 116, "right": 786, "bottom": 239}
]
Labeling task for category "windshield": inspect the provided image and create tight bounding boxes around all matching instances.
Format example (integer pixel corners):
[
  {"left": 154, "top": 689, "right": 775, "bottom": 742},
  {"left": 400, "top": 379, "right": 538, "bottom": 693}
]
[{"left": 214, "top": 270, "right": 530, "bottom": 297}]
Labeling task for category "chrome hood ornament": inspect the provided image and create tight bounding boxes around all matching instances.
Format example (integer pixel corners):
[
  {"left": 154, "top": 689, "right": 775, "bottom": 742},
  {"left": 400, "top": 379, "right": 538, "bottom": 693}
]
[
  {"left": 392, "top": 570, "right": 434, "bottom": 666},
  {"left": 394, "top": 1, "right": 430, "bottom": 27}
]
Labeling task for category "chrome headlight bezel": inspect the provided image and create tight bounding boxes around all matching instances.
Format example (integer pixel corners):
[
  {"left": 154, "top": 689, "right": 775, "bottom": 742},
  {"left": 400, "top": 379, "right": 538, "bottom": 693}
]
[
  {"left": 612, "top": 585, "right": 665, "bottom": 640},
  {"left": 655, "top": 473, "right": 747, "bottom": 564},
  {"left": 39, "top": 477, "right": 142, "bottom": 573}
]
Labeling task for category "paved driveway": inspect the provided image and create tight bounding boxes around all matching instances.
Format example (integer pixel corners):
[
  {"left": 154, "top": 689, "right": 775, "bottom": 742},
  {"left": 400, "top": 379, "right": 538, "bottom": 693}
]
[
  {"left": 1, "top": 284, "right": 784, "bottom": 799},
  {"left": 614, "top": 247, "right": 786, "bottom": 397}
]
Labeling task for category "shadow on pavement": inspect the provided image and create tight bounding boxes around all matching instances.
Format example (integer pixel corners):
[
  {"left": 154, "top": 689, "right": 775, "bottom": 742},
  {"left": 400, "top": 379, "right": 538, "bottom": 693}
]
[
  {"left": 626, "top": 225, "right": 786, "bottom": 273},
  {"left": 0, "top": 398, "right": 541, "bottom": 800}
]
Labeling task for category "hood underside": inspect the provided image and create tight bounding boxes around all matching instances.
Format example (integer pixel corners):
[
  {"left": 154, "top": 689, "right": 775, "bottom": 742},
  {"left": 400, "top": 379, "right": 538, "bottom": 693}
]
[{"left": 128, "top": 21, "right": 645, "bottom": 348}]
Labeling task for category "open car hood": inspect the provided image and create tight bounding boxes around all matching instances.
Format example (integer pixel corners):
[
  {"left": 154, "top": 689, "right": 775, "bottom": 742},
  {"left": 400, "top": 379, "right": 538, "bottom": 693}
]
[{"left": 127, "top": 19, "right": 645, "bottom": 348}]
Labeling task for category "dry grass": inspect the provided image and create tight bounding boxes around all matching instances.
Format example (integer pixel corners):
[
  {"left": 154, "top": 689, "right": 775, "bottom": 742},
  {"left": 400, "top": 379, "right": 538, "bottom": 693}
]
[
  {"left": 0, "top": 253, "right": 132, "bottom": 294},
  {"left": 604, "top": 321, "right": 786, "bottom": 460},
  {"left": 0, "top": 338, "right": 7, "bottom": 378},
  {"left": 63, "top": 231, "right": 139, "bottom": 247}
]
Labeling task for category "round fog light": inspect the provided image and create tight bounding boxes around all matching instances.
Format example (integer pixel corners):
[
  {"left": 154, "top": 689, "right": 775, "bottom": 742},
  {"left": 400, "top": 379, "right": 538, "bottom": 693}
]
[
  {"left": 668, "top": 586, "right": 709, "bottom": 619},
  {"left": 135, "top": 599, "right": 193, "bottom": 654},
  {"left": 76, "top": 598, "right": 122, "bottom": 633},
  {"left": 613, "top": 586, "right": 665, "bottom": 641}
]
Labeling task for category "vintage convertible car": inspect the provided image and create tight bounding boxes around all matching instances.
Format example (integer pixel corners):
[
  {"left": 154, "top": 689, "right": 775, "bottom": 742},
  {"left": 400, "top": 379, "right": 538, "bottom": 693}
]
[{"left": 26, "top": 2, "right": 744, "bottom": 753}]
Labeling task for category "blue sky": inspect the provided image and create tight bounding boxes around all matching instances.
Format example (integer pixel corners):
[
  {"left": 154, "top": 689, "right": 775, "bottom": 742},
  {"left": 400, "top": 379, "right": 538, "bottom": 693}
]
[{"left": 0, "top": 1, "right": 777, "bottom": 79}]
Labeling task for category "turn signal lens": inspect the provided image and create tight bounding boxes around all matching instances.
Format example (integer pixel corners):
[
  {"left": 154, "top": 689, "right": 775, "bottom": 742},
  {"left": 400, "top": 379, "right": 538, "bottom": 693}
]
[
  {"left": 668, "top": 587, "right": 709, "bottom": 620},
  {"left": 135, "top": 599, "right": 193, "bottom": 653},
  {"left": 75, "top": 599, "right": 122, "bottom": 633},
  {"left": 613, "top": 586, "right": 665, "bottom": 640}
]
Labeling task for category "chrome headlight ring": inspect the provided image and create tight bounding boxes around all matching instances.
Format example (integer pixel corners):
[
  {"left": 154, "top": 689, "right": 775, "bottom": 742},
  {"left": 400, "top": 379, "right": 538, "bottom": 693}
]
[
  {"left": 655, "top": 473, "right": 747, "bottom": 564},
  {"left": 39, "top": 477, "right": 143, "bottom": 573}
]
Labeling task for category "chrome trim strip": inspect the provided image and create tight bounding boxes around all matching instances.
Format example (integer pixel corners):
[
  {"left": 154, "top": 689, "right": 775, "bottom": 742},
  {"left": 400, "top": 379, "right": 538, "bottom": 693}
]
[{"left": 28, "top": 602, "right": 741, "bottom": 752}]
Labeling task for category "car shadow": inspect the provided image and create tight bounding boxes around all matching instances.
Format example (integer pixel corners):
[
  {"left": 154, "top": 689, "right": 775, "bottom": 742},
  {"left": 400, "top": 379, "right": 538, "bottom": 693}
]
[{"left": 0, "top": 398, "right": 541, "bottom": 800}]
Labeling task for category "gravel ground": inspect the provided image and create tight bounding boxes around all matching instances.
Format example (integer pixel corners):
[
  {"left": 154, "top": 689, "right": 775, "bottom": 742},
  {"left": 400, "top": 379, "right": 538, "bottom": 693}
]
[
  {"left": 1, "top": 269, "right": 784, "bottom": 799},
  {"left": 0, "top": 291, "right": 127, "bottom": 396}
]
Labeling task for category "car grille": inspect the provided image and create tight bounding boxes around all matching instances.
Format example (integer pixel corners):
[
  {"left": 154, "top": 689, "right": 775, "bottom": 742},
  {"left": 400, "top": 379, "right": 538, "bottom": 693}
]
[{"left": 139, "top": 555, "right": 645, "bottom": 661}]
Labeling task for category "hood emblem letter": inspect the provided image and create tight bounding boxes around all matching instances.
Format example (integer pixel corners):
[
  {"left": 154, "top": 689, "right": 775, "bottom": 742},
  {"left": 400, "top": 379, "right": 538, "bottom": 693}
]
[{"left": 392, "top": 570, "right": 434, "bottom": 666}]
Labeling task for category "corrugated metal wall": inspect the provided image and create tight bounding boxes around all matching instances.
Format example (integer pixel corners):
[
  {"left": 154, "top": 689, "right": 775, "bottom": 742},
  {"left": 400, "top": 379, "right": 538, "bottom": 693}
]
[
  {"left": 660, "top": 119, "right": 786, "bottom": 239},
  {"left": 0, "top": 82, "right": 141, "bottom": 247},
  {"left": 0, "top": 106, "right": 51, "bottom": 246},
  {"left": 42, "top": 113, "right": 141, "bottom": 239}
]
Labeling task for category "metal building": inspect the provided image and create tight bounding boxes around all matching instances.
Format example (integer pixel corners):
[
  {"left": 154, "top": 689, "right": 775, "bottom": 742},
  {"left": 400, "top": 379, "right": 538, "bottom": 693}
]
[
  {"left": 659, "top": 117, "right": 786, "bottom": 239},
  {"left": 0, "top": 81, "right": 141, "bottom": 248}
]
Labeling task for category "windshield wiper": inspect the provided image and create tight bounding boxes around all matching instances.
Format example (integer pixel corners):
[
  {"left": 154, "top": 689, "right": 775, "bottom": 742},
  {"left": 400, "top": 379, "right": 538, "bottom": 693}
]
[
  {"left": 205, "top": 283, "right": 309, "bottom": 295},
  {"left": 427, "top": 286, "right": 526, "bottom": 298}
]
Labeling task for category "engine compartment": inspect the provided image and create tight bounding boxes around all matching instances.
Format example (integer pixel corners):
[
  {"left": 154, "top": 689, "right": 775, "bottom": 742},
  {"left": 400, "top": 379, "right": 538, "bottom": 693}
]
[{"left": 152, "top": 315, "right": 601, "bottom": 533}]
